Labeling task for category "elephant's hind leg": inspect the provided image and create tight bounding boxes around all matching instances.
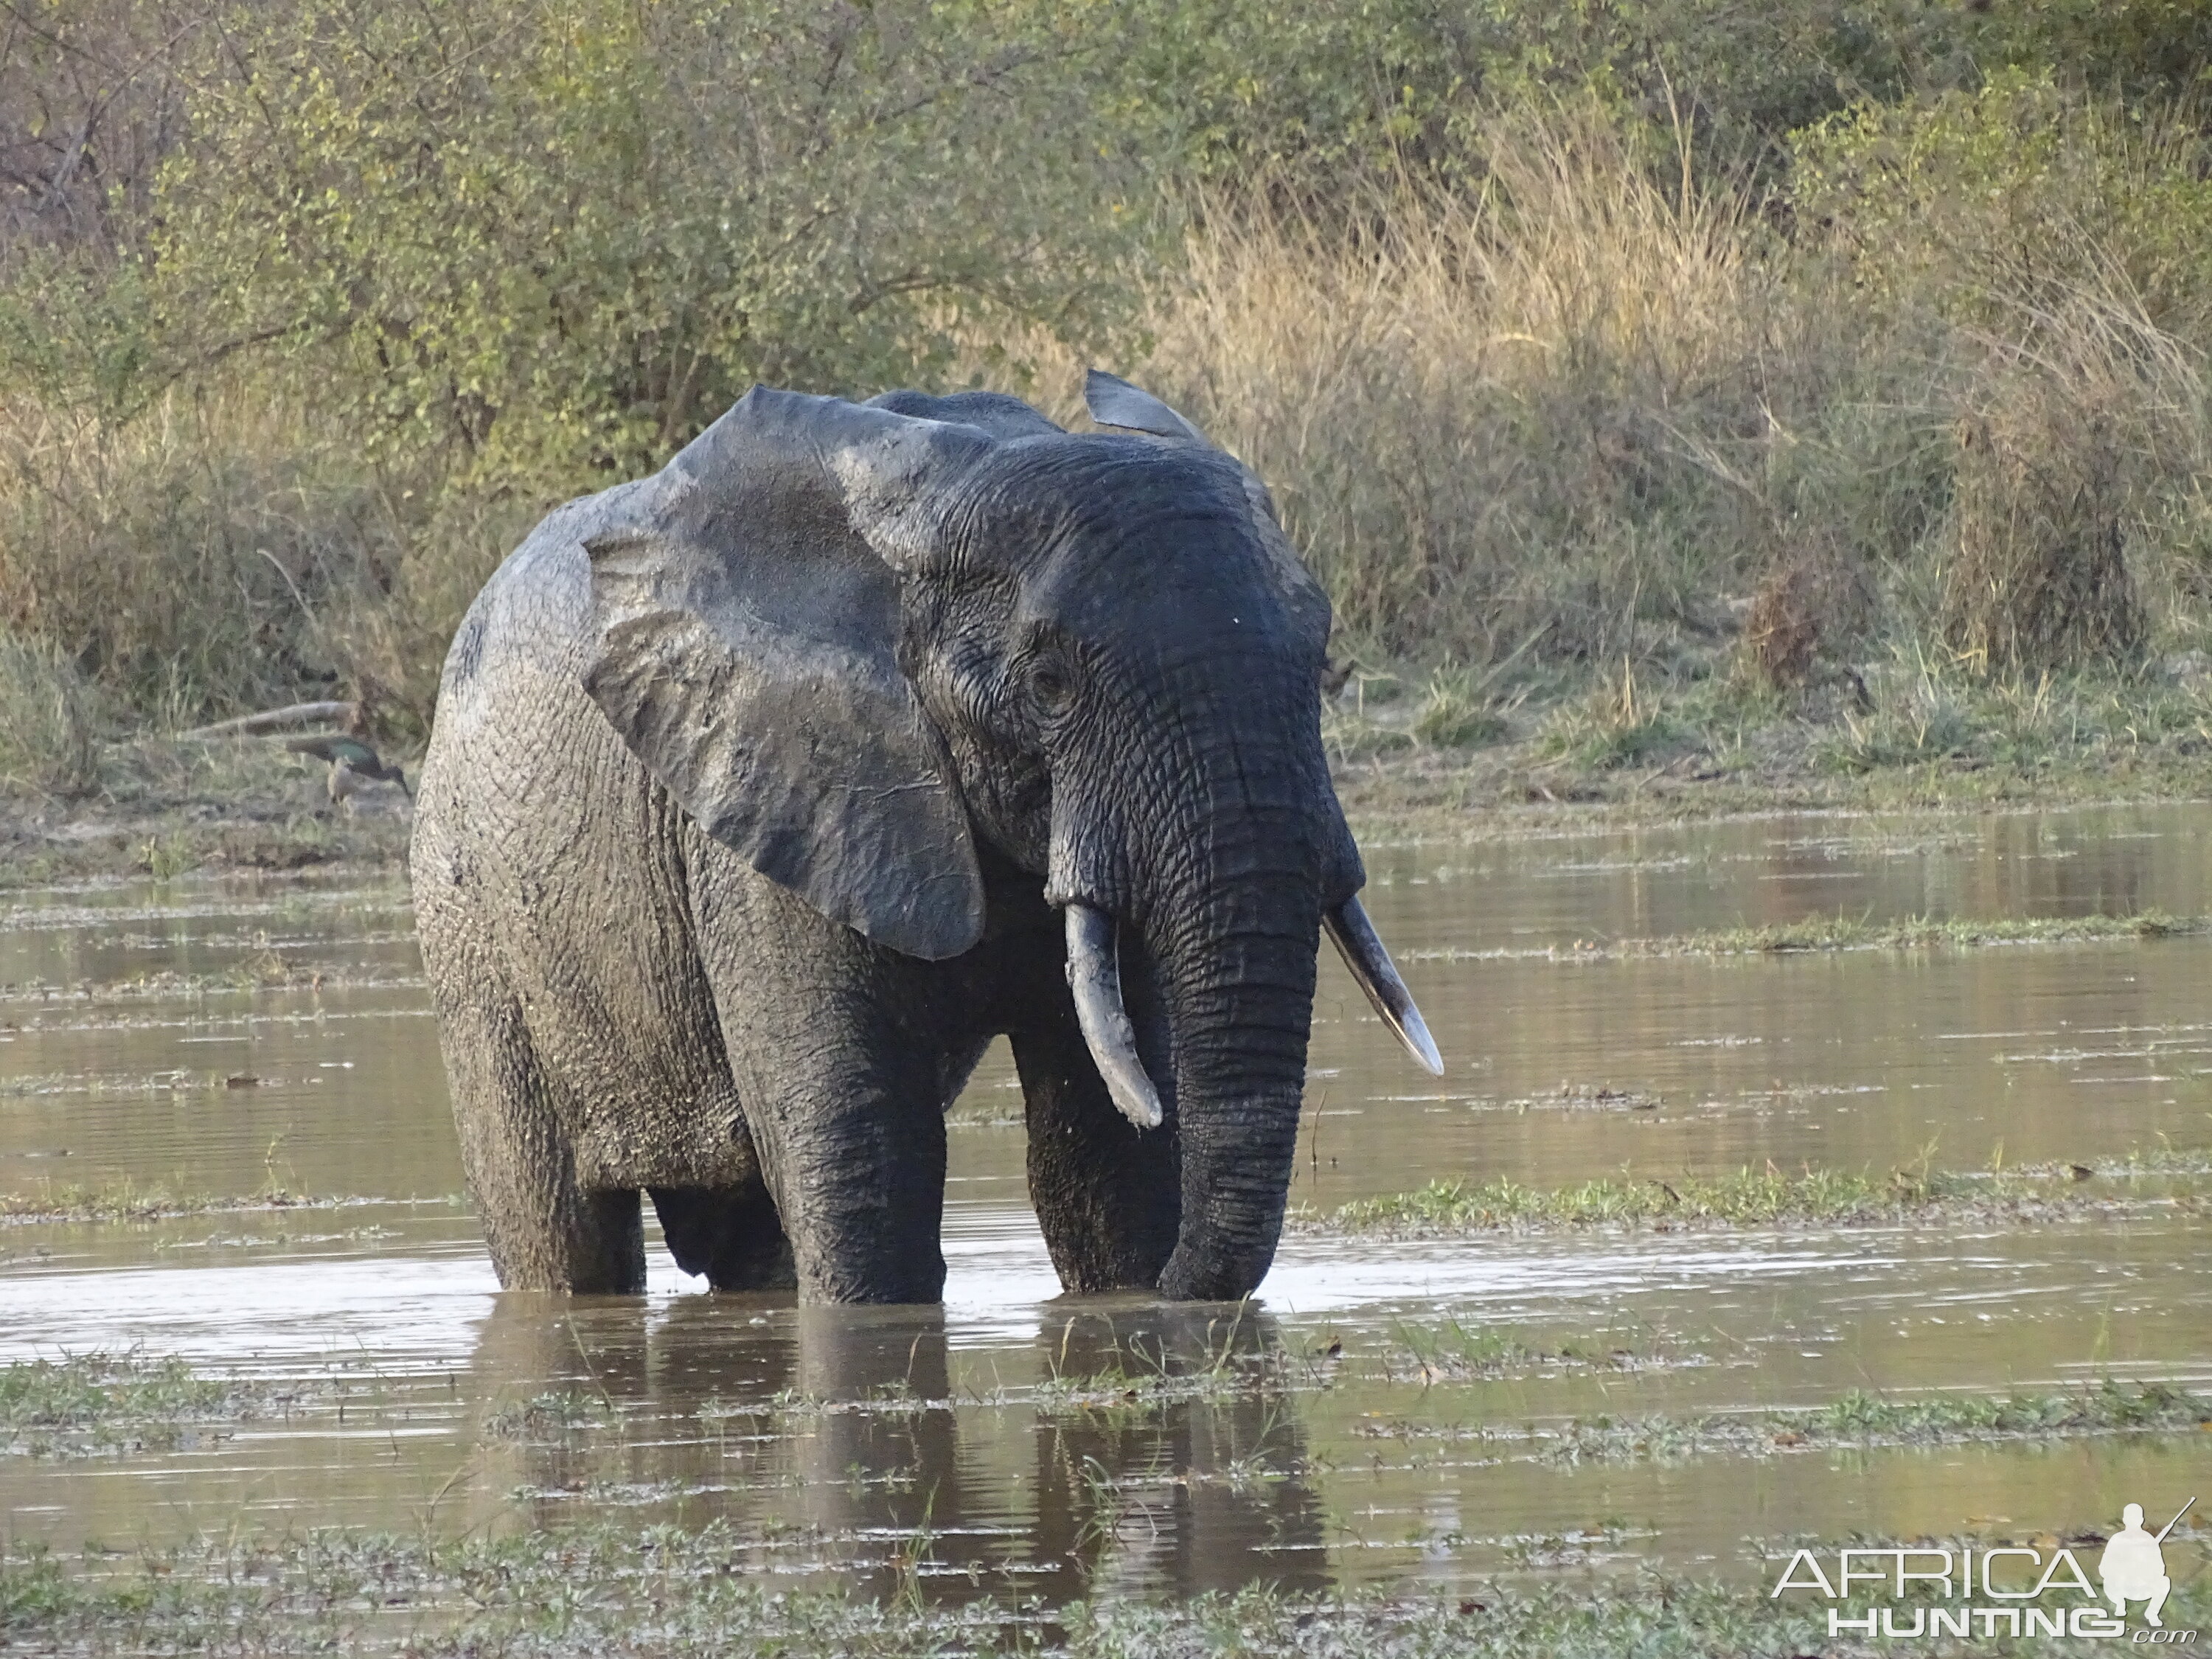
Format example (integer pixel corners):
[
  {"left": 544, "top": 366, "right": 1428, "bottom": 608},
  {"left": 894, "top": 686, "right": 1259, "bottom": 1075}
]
[
  {"left": 433, "top": 981, "right": 646, "bottom": 1293},
  {"left": 650, "top": 1184, "right": 796, "bottom": 1291}
]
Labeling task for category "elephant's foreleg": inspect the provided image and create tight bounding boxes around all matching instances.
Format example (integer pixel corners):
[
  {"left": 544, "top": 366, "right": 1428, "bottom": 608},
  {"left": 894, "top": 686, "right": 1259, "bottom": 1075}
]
[
  {"left": 1012, "top": 1018, "right": 1180, "bottom": 1293},
  {"left": 689, "top": 866, "right": 964, "bottom": 1305},
  {"left": 723, "top": 1074, "right": 950, "bottom": 1304},
  {"left": 649, "top": 1183, "right": 796, "bottom": 1291}
]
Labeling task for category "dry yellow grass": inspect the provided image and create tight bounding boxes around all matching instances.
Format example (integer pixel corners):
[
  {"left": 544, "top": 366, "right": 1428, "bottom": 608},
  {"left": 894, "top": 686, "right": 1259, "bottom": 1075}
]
[{"left": 1051, "top": 100, "right": 2212, "bottom": 689}]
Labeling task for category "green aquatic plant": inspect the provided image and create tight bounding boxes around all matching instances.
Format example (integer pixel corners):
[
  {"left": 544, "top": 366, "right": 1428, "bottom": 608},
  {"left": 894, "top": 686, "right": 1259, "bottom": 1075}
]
[
  {"left": 4, "top": 1517, "right": 2206, "bottom": 1656},
  {"left": 0, "top": 1353, "right": 278, "bottom": 1456},
  {"left": 1408, "top": 908, "right": 2208, "bottom": 964},
  {"left": 1314, "top": 1148, "right": 2208, "bottom": 1236},
  {"left": 1351, "top": 1378, "right": 2212, "bottom": 1468},
  {"left": 0, "top": 1178, "right": 347, "bottom": 1225},
  {"left": 1537, "top": 1378, "right": 2212, "bottom": 1465},
  {"left": 1626, "top": 908, "right": 2203, "bottom": 955},
  {"left": 479, "top": 1388, "right": 613, "bottom": 1442},
  {"left": 1378, "top": 1318, "right": 1709, "bottom": 1383}
]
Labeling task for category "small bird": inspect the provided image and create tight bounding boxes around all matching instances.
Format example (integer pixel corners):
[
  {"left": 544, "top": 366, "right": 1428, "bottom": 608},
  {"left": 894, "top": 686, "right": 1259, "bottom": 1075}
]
[{"left": 288, "top": 734, "right": 411, "bottom": 813}]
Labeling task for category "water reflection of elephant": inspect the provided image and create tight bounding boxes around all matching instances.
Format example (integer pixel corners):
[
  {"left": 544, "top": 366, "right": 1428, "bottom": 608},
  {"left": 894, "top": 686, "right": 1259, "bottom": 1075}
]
[
  {"left": 1025, "top": 1301, "right": 1328, "bottom": 1597},
  {"left": 463, "top": 1290, "right": 799, "bottom": 1534},
  {"left": 465, "top": 1293, "right": 1326, "bottom": 1600}
]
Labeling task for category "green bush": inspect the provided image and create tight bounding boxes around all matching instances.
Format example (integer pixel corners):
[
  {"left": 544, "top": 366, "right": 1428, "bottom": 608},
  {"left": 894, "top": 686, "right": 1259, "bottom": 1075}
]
[
  {"left": 1792, "top": 72, "right": 2212, "bottom": 335},
  {"left": 141, "top": 0, "right": 1154, "bottom": 495}
]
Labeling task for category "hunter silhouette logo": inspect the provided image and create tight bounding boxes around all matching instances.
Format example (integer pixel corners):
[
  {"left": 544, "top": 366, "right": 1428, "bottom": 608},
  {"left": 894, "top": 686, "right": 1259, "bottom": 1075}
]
[{"left": 2103, "top": 1498, "right": 2193, "bottom": 1629}]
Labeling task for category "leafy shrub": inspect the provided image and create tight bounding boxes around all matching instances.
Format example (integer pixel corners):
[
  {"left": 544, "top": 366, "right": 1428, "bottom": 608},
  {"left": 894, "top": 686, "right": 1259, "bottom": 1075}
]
[
  {"left": 3, "top": 6, "right": 2212, "bottom": 736},
  {"left": 142, "top": 0, "right": 1154, "bottom": 495},
  {"left": 1791, "top": 72, "right": 2212, "bottom": 337}
]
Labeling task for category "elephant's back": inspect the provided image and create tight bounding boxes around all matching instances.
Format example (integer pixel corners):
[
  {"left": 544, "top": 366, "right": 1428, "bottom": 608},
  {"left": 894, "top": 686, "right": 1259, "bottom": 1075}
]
[
  {"left": 414, "top": 474, "right": 672, "bottom": 850},
  {"left": 432, "top": 477, "right": 659, "bottom": 719},
  {"left": 413, "top": 465, "right": 687, "bottom": 886}
]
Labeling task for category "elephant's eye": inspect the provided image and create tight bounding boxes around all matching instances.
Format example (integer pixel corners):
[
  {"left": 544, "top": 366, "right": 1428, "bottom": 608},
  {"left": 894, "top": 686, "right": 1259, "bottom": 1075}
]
[{"left": 1026, "top": 650, "right": 1077, "bottom": 717}]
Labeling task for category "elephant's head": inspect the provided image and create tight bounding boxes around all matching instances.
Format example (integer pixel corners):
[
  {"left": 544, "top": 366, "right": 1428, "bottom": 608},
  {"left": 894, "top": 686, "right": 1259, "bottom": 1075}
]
[{"left": 581, "top": 375, "right": 1437, "bottom": 1300}]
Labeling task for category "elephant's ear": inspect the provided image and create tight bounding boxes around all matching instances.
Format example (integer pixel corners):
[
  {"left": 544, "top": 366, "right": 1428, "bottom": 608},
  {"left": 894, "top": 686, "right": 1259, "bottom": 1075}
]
[
  {"left": 581, "top": 386, "right": 993, "bottom": 961},
  {"left": 1083, "top": 369, "right": 1209, "bottom": 443}
]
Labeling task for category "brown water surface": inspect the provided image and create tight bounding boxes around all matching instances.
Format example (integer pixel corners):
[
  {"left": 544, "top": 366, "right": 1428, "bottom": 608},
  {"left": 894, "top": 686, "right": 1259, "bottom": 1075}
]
[{"left": 3, "top": 803, "right": 2208, "bottom": 1599}]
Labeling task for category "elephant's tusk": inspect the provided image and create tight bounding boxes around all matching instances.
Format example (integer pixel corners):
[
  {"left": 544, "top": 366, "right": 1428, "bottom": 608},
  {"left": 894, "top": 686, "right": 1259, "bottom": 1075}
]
[
  {"left": 1325, "top": 896, "right": 1444, "bottom": 1077},
  {"left": 1064, "top": 904, "right": 1166, "bottom": 1130}
]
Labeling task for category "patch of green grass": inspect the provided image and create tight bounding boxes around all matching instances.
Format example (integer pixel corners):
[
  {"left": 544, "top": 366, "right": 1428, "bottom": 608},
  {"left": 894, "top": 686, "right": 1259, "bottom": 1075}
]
[
  {"left": 1354, "top": 1378, "right": 2212, "bottom": 1467},
  {"left": 1526, "top": 1379, "right": 2212, "bottom": 1465},
  {"left": 0, "top": 1353, "right": 280, "bottom": 1456},
  {"left": 0, "top": 953, "right": 420, "bottom": 1003},
  {"left": 1402, "top": 908, "right": 2211, "bottom": 964},
  {"left": 1410, "top": 666, "right": 1514, "bottom": 749},
  {"left": 1376, "top": 1318, "right": 1708, "bottom": 1384},
  {"left": 0, "top": 1178, "right": 338, "bottom": 1225},
  {"left": 1537, "top": 662, "right": 1684, "bottom": 770},
  {"left": 1565, "top": 908, "right": 2205, "bottom": 959},
  {"left": 1032, "top": 1361, "right": 1256, "bottom": 1416},
  {"left": 1312, "top": 1150, "right": 2208, "bottom": 1236},
  {"left": 1, "top": 1518, "right": 2203, "bottom": 1656},
  {"left": 481, "top": 1388, "right": 613, "bottom": 1441}
]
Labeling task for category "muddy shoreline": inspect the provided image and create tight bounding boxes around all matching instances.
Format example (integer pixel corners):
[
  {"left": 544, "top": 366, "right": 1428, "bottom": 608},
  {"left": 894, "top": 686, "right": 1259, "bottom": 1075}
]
[{"left": 7, "top": 727, "right": 2210, "bottom": 888}]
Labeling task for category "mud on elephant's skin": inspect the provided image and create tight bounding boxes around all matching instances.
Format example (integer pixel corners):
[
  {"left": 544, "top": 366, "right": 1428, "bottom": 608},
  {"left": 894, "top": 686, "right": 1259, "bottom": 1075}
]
[{"left": 411, "top": 372, "right": 1440, "bottom": 1305}]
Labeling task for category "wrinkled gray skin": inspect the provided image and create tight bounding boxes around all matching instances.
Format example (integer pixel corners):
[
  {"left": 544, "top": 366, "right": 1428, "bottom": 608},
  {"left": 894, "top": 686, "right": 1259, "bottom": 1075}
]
[{"left": 413, "top": 377, "right": 1396, "bottom": 1304}]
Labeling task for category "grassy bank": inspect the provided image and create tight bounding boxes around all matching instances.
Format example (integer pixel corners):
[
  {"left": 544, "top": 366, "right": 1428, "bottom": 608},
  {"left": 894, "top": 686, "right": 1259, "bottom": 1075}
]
[
  {"left": 6, "top": 673, "right": 2211, "bottom": 890},
  {"left": 3, "top": 1521, "right": 2203, "bottom": 1657},
  {"left": 1326, "top": 654, "right": 2212, "bottom": 842},
  {"left": 0, "top": 731, "right": 410, "bottom": 888},
  {"left": 1312, "top": 1150, "right": 2211, "bottom": 1237}
]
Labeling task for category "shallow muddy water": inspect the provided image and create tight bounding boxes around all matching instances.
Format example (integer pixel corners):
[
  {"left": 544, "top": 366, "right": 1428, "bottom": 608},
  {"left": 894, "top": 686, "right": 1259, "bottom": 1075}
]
[{"left": 3, "top": 802, "right": 2209, "bottom": 1600}]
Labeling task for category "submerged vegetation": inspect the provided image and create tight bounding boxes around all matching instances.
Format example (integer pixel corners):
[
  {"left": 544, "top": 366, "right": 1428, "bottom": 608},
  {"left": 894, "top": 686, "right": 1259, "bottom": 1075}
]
[
  {"left": 1407, "top": 908, "right": 2211, "bottom": 961},
  {"left": 1317, "top": 1149, "right": 2210, "bottom": 1236},
  {"left": 0, "top": 1517, "right": 2204, "bottom": 1656},
  {"left": 1360, "top": 1379, "right": 2212, "bottom": 1464},
  {"left": 0, "top": 1352, "right": 279, "bottom": 1456},
  {"left": 0, "top": 1180, "right": 393, "bottom": 1225}
]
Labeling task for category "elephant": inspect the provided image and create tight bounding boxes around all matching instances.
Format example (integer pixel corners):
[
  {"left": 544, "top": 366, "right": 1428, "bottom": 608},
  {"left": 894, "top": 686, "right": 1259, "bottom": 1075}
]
[{"left": 410, "top": 371, "right": 1439, "bottom": 1305}]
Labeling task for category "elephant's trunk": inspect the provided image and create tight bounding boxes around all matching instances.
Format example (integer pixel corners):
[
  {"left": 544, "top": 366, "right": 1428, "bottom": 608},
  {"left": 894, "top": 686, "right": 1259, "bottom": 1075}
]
[
  {"left": 1141, "top": 864, "right": 1321, "bottom": 1302},
  {"left": 1045, "top": 650, "right": 1378, "bottom": 1301}
]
